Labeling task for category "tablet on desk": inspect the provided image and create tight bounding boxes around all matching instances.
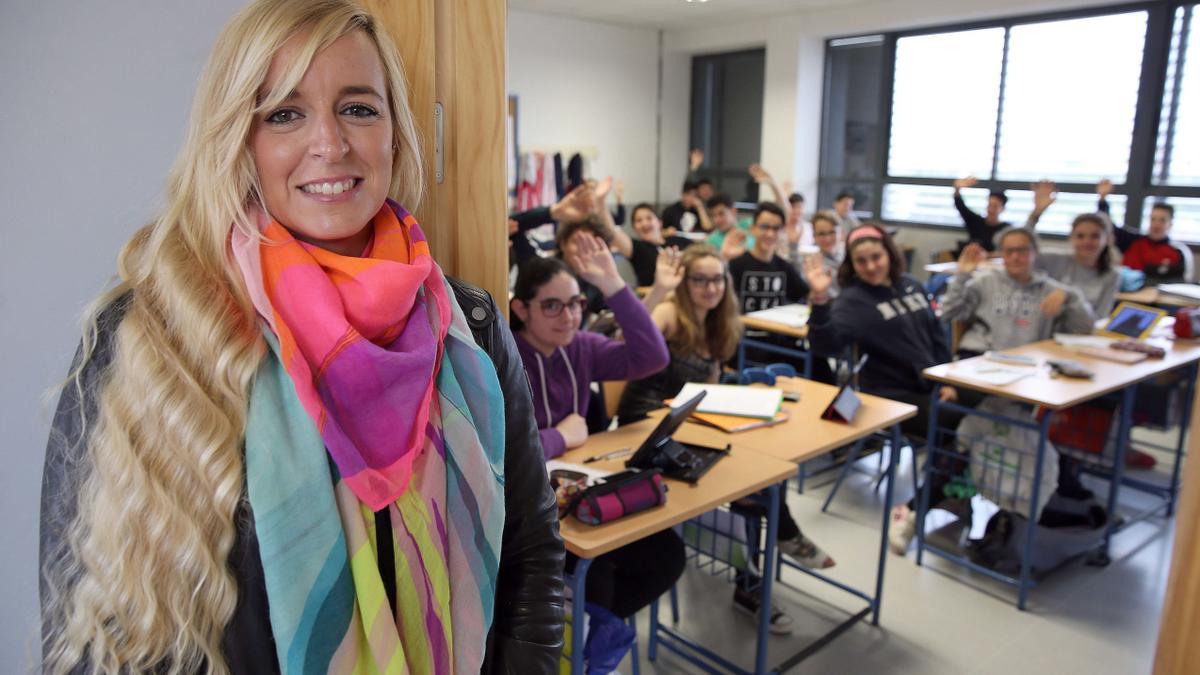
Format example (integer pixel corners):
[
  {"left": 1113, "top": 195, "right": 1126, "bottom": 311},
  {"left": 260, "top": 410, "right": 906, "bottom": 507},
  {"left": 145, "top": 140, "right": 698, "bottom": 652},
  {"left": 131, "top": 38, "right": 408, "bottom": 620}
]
[{"left": 1098, "top": 301, "right": 1166, "bottom": 341}]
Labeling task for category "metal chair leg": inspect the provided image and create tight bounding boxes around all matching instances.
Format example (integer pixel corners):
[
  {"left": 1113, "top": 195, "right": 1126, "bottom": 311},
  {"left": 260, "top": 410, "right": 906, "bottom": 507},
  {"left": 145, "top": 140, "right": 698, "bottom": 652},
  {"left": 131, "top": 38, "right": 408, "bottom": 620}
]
[
  {"left": 822, "top": 437, "right": 867, "bottom": 512},
  {"left": 626, "top": 614, "right": 640, "bottom": 675}
]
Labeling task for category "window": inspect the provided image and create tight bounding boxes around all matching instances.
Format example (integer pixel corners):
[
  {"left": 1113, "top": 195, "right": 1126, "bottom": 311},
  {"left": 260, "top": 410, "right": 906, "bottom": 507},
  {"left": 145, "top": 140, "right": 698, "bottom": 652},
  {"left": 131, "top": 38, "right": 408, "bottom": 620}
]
[
  {"left": 1155, "top": 6, "right": 1200, "bottom": 186},
  {"left": 820, "top": 2, "right": 1200, "bottom": 243},
  {"left": 888, "top": 29, "right": 1004, "bottom": 179},
  {"left": 882, "top": 183, "right": 1128, "bottom": 234},
  {"left": 997, "top": 12, "right": 1146, "bottom": 182}
]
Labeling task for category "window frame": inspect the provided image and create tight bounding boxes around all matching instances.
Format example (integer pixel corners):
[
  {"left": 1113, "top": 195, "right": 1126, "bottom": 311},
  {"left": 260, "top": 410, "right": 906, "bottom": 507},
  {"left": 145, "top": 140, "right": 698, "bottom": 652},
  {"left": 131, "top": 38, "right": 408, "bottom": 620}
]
[{"left": 818, "top": 1, "right": 1200, "bottom": 241}]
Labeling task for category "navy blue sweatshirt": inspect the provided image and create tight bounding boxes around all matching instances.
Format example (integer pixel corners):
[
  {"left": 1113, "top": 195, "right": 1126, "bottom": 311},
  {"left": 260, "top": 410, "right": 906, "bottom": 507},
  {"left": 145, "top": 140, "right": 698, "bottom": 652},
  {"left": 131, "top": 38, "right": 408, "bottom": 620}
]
[{"left": 807, "top": 274, "right": 950, "bottom": 397}]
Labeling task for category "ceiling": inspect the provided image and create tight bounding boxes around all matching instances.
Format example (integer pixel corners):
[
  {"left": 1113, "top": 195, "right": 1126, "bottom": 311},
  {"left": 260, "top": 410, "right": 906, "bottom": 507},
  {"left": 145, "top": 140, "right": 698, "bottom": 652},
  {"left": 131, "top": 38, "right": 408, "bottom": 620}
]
[{"left": 509, "top": 0, "right": 872, "bottom": 31}]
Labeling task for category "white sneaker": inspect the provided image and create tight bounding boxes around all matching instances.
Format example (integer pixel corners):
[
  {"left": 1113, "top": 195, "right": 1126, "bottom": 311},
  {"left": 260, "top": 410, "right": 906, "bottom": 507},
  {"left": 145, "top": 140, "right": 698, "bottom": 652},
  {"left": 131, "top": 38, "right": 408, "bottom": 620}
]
[
  {"left": 889, "top": 505, "right": 916, "bottom": 555},
  {"left": 777, "top": 533, "right": 836, "bottom": 569}
]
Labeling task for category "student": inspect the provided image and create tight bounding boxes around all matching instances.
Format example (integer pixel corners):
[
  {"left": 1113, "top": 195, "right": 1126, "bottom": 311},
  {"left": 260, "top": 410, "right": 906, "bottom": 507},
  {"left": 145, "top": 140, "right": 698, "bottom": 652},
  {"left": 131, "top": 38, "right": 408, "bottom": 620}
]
[
  {"left": 509, "top": 238, "right": 683, "bottom": 628},
  {"left": 952, "top": 175, "right": 1012, "bottom": 251},
  {"left": 804, "top": 226, "right": 984, "bottom": 554},
  {"left": 705, "top": 193, "right": 753, "bottom": 260},
  {"left": 661, "top": 180, "right": 713, "bottom": 234},
  {"left": 728, "top": 203, "right": 810, "bottom": 312},
  {"left": 555, "top": 215, "right": 629, "bottom": 318},
  {"left": 941, "top": 227, "right": 1095, "bottom": 357},
  {"left": 785, "top": 192, "right": 814, "bottom": 249},
  {"left": 696, "top": 177, "right": 716, "bottom": 203},
  {"left": 832, "top": 191, "right": 863, "bottom": 229},
  {"left": 1037, "top": 214, "right": 1121, "bottom": 318},
  {"left": 617, "top": 244, "right": 834, "bottom": 632},
  {"left": 1123, "top": 202, "right": 1194, "bottom": 283},
  {"left": 617, "top": 244, "right": 742, "bottom": 424},
  {"left": 627, "top": 202, "right": 693, "bottom": 287},
  {"left": 797, "top": 210, "right": 845, "bottom": 300}
]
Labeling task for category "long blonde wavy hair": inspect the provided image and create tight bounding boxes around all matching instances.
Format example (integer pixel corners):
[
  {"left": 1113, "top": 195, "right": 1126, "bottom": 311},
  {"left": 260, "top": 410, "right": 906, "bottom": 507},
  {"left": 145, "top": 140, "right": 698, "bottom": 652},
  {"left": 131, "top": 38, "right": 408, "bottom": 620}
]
[
  {"left": 667, "top": 244, "right": 742, "bottom": 362},
  {"left": 41, "top": 1, "right": 424, "bottom": 672}
]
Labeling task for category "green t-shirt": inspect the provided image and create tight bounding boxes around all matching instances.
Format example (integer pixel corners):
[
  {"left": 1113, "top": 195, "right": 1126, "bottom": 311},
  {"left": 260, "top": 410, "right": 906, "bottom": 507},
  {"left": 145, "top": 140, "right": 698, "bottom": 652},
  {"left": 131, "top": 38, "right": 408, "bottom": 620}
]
[{"left": 706, "top": 220, "right": 755, "bottom": 251}]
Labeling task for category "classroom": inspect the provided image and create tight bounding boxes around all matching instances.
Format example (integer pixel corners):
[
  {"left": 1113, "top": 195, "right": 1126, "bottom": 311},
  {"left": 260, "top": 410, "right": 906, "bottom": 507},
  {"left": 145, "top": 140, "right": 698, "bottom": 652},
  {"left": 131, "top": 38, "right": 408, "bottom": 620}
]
[{"left": 3, "top": 0, "right": 1199, "bottom": 674}]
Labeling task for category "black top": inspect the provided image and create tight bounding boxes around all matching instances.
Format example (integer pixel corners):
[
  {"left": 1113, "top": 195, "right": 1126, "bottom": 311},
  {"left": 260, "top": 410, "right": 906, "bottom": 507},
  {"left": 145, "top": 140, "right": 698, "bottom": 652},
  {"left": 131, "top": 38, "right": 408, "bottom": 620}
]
[
  {"left": 954, "top": 194, "right": 1011, "bottom": 251},
  {"left": 629, "top": 237, "right": 701, "bottom": 287},
  {"left": 807, "top": 274, "right": 950, "bottom": 397},
  {"left": 728, "top": 252, "right": 810, "bottom": 313},
  {"left": 616, "top": 349, "right": 719, "bottom": 425},
  {"left": 660, "top": 201, "right": 700, "bottom": 233}
]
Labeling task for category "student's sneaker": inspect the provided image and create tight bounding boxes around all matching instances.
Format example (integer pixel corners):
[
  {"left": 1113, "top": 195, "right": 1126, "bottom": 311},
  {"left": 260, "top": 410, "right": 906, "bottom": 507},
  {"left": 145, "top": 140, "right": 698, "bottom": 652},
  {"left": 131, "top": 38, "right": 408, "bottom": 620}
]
[
  {"left": 888, "top": 504, "right": 917, "bottom": 555},
  {"left": 732, "top": 587, "right": 793, "bottom": 635},
  {"left": 777, "top": 533, "right": 836, "bottom": 569}
]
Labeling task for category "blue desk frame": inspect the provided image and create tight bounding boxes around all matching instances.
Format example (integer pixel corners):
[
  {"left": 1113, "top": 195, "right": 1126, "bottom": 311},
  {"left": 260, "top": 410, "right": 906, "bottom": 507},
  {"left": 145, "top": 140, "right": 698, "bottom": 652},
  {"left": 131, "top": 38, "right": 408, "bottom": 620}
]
[
  {"left": 916, "top": 361, "right": 1197, "bottom": 610},
  {"left": 567, "top": 483, "right": 783, "bottom": 675}
]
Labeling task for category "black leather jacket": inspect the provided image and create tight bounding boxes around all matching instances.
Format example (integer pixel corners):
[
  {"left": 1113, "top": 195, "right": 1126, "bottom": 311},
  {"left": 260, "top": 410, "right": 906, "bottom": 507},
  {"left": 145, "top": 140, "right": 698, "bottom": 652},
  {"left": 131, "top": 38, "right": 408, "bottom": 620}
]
[{"left": 40, "top": 278, "right": 565, "bottom": 674}]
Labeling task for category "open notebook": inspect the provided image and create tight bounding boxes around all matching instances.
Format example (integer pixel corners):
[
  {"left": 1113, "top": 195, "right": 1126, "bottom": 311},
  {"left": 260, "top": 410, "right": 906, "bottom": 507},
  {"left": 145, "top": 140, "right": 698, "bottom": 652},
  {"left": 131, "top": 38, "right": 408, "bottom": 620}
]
[{"left": 670, "top": 383, "right": 784, "bottom": 420}]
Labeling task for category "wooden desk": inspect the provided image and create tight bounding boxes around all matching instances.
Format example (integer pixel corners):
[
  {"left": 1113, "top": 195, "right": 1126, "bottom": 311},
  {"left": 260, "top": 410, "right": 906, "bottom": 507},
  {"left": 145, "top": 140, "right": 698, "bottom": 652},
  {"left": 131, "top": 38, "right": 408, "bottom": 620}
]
[
  {"left": 919, "top": 337, "right": 1200, "bottom": 609},
  {"left": 729, "top": 376, "right": 917, "bottom": 464},
  {"left": 923, "top": 338, "right": 1200, "bottom": 410},
  {"left": 1117, "top": 286, "right": 1200, "bottom": 309},
  {"left": 558, "top": 420, "right": 795, "bottom": 559},
  {"left": 557, "top": 420, "right": 794, "bottom": 674},
  {"left": 740, "top": 315, "right": 808, "bottom": 340}
]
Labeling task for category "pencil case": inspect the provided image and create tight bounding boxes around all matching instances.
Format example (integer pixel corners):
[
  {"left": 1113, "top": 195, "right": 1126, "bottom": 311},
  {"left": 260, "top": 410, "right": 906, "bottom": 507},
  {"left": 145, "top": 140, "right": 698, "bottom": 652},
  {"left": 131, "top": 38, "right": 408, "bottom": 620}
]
[{"left": 571, "top": 469, "right": 668, "bottom": 525}]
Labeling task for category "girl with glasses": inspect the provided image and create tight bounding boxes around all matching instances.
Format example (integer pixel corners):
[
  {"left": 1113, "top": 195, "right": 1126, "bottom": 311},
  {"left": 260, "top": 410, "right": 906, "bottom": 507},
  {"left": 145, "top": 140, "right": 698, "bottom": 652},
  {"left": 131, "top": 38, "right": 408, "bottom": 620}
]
[
  {"left": 943, "top": 227, "right": 1095, "bottom": 359},
  {"left": 511, "top": 235, "right": 682, "bottom": 654}
]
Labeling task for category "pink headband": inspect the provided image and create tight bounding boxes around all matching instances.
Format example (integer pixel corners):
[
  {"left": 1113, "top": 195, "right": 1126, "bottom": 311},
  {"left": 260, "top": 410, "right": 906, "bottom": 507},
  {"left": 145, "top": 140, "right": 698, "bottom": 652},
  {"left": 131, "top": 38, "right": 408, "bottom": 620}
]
[{"left": 847, "top": 226, "right": 886, "bottom": 246}]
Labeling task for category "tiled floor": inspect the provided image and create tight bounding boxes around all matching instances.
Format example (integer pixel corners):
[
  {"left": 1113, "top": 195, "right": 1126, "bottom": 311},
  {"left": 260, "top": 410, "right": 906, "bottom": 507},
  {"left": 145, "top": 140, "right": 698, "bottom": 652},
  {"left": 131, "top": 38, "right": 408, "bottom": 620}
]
[{"left": 610, "top": 432, "right": 1179, "bottom": 674}]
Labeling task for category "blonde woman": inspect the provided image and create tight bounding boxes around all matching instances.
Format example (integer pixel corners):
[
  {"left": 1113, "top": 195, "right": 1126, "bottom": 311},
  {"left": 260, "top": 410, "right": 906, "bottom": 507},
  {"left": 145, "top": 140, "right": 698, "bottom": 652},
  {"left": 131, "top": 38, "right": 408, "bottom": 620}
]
[{"left": 39, "top": 1, "right": 563, "bottom": 673}]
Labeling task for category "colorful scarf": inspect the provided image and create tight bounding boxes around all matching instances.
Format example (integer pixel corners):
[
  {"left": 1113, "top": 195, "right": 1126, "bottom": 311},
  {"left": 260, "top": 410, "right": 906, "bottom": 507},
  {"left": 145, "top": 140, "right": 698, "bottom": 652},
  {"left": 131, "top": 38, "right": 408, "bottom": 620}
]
[{"left": 234, "top": 201, "right": 506, "bottom": 674}]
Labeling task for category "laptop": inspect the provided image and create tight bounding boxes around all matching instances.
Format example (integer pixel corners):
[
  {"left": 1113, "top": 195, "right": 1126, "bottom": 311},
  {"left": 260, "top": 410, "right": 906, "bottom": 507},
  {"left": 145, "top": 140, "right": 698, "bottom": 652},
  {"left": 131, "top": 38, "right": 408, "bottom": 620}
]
[{"left": 626, "top": 391, "right": 730, "bottom": 483}]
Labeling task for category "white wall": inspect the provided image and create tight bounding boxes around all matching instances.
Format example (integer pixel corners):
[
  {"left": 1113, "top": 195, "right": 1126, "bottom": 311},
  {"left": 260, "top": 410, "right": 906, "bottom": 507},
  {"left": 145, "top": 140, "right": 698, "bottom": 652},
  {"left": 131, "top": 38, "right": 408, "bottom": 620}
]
[
  {"left": 508, "top": 9, "right": 662, "bottom": 205},
  {"left": 660, "top": 0, "right": 1132, "bottom": 271},
  {"left": 0, "top": 0, "right": 247, "bottom": 666}
]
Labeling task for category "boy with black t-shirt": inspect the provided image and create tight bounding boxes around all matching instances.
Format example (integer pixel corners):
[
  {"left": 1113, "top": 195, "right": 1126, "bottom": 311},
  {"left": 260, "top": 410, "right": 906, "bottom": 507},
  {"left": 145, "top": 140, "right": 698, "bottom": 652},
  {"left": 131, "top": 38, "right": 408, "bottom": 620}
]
[
  {"left": 729, "top": 203, "right": 835, "bottom": 383},
  {"left": 729, "top": 202, "right": 810, "bottom": 312}
]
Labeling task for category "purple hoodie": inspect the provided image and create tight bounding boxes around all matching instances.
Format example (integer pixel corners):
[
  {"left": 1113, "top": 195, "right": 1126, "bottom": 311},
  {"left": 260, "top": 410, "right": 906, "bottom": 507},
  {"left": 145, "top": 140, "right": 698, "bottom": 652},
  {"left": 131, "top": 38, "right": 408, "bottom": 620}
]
[{"left": 514, "top": 286, "right": 669, "bottom": 459}]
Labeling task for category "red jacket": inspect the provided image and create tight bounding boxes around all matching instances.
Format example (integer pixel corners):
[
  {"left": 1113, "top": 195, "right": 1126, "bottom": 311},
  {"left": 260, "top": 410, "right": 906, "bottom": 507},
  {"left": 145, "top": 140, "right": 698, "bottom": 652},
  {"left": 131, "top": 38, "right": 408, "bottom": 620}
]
[{"left": 1123, "top": 237, "right": 1185, "bottom": 279}]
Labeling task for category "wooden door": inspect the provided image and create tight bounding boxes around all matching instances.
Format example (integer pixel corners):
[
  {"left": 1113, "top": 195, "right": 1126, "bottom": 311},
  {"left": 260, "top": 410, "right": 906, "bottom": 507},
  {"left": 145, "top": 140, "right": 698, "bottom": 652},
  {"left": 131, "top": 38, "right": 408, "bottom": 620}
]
[
  {"left": 365, "top": 0, "right": 508, "bottom": 305},
  {"left": 1154, "top": 377, "right": 1200, "bottom": 673}
]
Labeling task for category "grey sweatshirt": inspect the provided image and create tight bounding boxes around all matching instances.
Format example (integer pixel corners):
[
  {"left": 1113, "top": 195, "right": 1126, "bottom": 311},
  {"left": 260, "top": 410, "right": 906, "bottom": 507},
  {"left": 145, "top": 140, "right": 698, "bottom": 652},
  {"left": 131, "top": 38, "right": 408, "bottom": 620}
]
[
  {"left": 1035, "top": 253, "right": 1120, "bottom": 318},
  {"left": 941, "top": 268, "right": 1096, "bottom": 354}
]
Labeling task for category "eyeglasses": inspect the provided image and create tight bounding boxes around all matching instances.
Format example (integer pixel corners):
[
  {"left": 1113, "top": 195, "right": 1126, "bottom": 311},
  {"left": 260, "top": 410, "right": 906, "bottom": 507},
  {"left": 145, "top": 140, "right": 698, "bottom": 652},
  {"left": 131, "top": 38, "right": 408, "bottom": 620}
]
[
  {"left": 537, "top": 295, "right": 588, "bottom": 317},
  {"left": 686, "top": 275, "right": 726, "bottom": 288},
  {"left": 755, "top": 223, "right": 783, "bottom": 233},
  {"left": 1000, "top": 246, "right": 1033, "bottom": 257}
]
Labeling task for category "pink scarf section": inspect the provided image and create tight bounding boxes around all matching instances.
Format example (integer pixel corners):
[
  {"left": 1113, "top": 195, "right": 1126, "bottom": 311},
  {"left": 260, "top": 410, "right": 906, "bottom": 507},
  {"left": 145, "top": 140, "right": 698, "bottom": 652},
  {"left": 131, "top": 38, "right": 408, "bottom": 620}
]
[{"left": 232, "top": 201, "right": 450, "bottom": 510}]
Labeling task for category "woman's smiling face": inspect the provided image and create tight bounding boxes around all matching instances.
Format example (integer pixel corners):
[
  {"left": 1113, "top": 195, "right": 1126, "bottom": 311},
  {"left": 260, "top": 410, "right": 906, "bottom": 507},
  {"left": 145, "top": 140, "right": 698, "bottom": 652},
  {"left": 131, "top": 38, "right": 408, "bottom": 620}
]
[{"left": 250, "top": 30, "right": 394, "bottom": 255}]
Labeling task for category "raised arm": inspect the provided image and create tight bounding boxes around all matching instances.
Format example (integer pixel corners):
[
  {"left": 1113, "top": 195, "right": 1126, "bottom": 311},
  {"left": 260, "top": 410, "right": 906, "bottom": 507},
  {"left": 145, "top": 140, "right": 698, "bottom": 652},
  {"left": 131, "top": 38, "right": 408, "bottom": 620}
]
[
  {"left": 589, "top": 177, "right": 632, "bottom": 259},
  {"left": 565, "top": 232, "right": 669, "bottom": 382},
  {"left": 805, "top": 257, "right": 862, "bottom": 354},
  {"left": 641, "top": 247, "right": 683, "bottom": 312},
  {"left": 1025, "top": 179, "right": 1057, "bottom": 229},
  {"left": 1097, "top": 179, "right": 1139, "bottom": 253},
  {"left": 939, "top": 243, "right": 988, "bottom": 323},
  {"left": 953, "top": 176, "right": 989, "bottom": 242}
]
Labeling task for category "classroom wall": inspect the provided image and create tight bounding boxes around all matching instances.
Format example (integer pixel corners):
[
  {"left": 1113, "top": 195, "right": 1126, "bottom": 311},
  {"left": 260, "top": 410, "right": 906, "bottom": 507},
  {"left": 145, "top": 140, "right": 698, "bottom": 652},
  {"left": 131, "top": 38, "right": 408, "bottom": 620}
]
[
  {"left": 0, "top": 1, "right": 251, "bottom": 665},
  {"left": 508, "top": 9, "right": 662, "bottom": 206}
]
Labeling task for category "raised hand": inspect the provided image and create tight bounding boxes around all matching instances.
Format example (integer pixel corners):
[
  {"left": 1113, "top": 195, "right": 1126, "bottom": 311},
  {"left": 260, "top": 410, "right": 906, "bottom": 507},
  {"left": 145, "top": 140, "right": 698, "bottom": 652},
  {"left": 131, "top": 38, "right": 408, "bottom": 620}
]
[
  {"left": 804, "top": 254, "right": 833, "bottom": 303},
  {"left": 689, "top": 148, "right": 705, "bottom": 171},
  {"left": 653, "top": 246, "right": 684, "bottom": 292},
  {"left": 1040, "top": 288, "right": 1067, "bottom": 318},
  {"left": 721, "top": 228, "right": 748, "bottom": 260},
  {"left": 749, "top": 164, "right": 771, "bottom": 183},
  {"left": 1097, "top": 178, "right": 1114, "bottom": 200},
  {"left": 615, "top": 180, "right": 625, "bottom": 203},
  {"left": 953, "top": 175, "right": 978, "bottom": 191},
  {"left": 566, "top": 231, "right": 624, "bottom": 297},
  {"left": 593, "top": 176, "right": 614, "bottom": 204},
  {"left": 957, "top": 242, "right": 988, "bottom": 275},
  {"left": 1031, "top": 179, "right": 1058, "bottom": 213},
  {"left": 550, "top": 184, "right": 596, "bottom": 223}
]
